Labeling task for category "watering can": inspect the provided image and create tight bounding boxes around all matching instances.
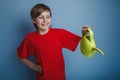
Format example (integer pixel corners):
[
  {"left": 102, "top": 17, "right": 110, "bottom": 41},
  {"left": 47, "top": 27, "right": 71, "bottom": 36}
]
[{"left": 80, "top": 27, "right": 104, "bottom": 58}]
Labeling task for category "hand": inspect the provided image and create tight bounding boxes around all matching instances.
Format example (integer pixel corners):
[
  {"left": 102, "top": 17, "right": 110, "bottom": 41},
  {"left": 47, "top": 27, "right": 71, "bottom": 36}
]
[
  {"left": 82, "top": 25, "right": 90, "bottom": 36},
  {"left": 35, "top": 65, "right": 43, "bottom": 74},
  {"left": 31, "top": 64, "right": 43, "bottom": 74}
]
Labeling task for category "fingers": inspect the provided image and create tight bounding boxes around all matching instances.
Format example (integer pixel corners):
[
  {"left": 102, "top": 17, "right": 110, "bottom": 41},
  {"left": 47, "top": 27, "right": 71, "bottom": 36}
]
[
  {"left": 82, "top": 25, "right": 90, "bottom": 36},
  {"left": 83, "top": 25, "right": 90, "bottom": 28},
  {"left": 37, "top": 65, "right": 43, "bottom": 74},
  {"left": 30, "top": 64, "right": 43, "bottom": 74}
]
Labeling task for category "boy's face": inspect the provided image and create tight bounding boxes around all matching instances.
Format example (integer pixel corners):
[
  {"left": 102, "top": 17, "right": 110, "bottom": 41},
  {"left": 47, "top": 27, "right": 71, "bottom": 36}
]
[{"left": 32, "top": 11, "right": 51, "bottom": 31}]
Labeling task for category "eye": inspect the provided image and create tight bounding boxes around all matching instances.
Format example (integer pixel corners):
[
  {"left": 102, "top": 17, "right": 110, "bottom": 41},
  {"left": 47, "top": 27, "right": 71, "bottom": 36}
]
[
  {"left": 46, "top": 16, "right": 51, "bottom": 19},
  {"left": 46, "top": 13, "right": 51, "bottom": 18},
  {"left": 38, "top": 16, "right": 43, "bottom": 19}
]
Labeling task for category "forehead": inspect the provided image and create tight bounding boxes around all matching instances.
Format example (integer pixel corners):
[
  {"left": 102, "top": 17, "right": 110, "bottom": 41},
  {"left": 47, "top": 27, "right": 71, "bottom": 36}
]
[{"left": 39, "top": 11, "right": 50, "bottom": 16}]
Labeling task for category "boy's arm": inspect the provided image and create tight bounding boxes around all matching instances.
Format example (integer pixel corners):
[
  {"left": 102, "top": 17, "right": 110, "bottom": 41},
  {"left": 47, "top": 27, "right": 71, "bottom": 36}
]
[{"left": 16, "top": 52, "right": 43, "bottom": 73}]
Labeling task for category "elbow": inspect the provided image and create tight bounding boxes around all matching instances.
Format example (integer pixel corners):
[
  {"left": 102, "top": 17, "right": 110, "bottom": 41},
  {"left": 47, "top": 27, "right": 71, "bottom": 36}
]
[
  {"left": 16, "top": 51, "right": 20, "bottom": 58},
  {"left": 16, "top": 51, "right": 27, "bottom": 60}
]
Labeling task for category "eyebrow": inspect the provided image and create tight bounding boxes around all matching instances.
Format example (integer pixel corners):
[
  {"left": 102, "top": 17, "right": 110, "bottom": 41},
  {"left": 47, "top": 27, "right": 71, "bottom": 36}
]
[{"left": 39, "top": 14, "right": 50, "bottom": 17}]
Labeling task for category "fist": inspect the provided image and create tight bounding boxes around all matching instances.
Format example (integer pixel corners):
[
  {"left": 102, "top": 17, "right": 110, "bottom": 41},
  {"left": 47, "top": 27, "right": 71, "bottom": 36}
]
[{"left": 82, "top": 25, "right": 90, "bottom": 36}]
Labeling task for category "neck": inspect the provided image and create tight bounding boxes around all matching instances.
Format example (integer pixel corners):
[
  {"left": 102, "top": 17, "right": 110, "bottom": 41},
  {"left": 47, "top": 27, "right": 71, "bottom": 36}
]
[{"left": 38, "top": 28, "right": 49, "bottom": 35}]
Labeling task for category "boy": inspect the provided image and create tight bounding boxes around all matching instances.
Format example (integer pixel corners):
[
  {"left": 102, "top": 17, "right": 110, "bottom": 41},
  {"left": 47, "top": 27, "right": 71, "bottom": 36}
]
[{"left": 17, "top": 3, "right": 88, "bottom": 80}]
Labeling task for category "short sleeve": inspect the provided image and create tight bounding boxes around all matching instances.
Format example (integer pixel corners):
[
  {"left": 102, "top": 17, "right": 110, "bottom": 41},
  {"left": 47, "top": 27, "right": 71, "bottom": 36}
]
[
  {"left": 62, "top": 29, "right": 81, "bottom": 51},
  {"left": 17, "top": 35, "right": 33, "bottom": 58}
]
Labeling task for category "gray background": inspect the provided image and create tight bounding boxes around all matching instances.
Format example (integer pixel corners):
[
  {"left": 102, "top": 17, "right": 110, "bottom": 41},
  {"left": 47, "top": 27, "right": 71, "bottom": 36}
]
[{"left": 0, "top": 0, "right": 120, "bottom": 80}]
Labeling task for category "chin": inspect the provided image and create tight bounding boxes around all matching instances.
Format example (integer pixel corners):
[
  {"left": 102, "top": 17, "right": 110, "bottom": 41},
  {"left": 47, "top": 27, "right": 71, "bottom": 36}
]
[{"left": 41, "top": 27, "right": 49, "bottom": 31}]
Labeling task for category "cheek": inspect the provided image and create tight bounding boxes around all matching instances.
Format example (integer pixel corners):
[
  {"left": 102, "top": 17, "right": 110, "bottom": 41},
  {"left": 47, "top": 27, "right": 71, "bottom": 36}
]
[
  {"left": 36, "top": 20, "right": 43, "bottom": 24},
  {"left": 48, "top": 19, "right": 51, "bottom": 23}
]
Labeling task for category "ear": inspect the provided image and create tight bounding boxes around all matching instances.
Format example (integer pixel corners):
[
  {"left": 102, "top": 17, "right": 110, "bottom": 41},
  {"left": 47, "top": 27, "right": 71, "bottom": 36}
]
[{"left": 32, "top": 18, "right": 36, "bottom": 23}]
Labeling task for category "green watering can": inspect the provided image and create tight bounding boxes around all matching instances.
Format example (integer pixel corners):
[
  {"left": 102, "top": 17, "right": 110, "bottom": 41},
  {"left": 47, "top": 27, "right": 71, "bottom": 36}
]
[{"left": 80, "top": 27, "right": 104, "bottom": 58}]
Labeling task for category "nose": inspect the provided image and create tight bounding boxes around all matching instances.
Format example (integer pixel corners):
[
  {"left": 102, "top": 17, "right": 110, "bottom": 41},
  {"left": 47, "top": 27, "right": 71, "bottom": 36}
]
[{"left": 43, "top": 17, "right": 47, "bottom": 23}]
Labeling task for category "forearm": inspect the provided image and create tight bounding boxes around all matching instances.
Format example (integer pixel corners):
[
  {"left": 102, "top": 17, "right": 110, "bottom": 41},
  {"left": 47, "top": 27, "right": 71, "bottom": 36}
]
[
  {"left": 16, "top": 52, "right": 43, "bottom": 73},
  {"left": 20, "top": 58, "right": 37, "bottom": 69}
]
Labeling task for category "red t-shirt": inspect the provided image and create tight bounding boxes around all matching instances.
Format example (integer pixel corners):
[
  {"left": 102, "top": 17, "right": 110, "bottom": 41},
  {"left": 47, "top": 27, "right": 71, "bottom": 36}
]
[{"left": 17, "top": 28, "right": 81, "bottom": 80}]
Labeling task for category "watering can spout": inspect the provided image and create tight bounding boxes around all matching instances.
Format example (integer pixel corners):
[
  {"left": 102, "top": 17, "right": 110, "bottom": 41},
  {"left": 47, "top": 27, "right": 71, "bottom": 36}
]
[{"left": 93, "top": 48, "right": 104, "bottom": 55}]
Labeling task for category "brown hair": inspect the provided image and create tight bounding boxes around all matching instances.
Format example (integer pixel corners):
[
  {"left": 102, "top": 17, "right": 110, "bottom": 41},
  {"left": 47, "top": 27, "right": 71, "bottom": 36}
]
[{"left": 30, "top": 3, "right": 52, "bottom": 29}]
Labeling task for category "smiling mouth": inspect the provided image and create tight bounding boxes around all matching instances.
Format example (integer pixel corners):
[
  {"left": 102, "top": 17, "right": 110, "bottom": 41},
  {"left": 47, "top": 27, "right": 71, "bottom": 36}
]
[{"left": 42, "top": 23, "right": 50, "bottom": 26}]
